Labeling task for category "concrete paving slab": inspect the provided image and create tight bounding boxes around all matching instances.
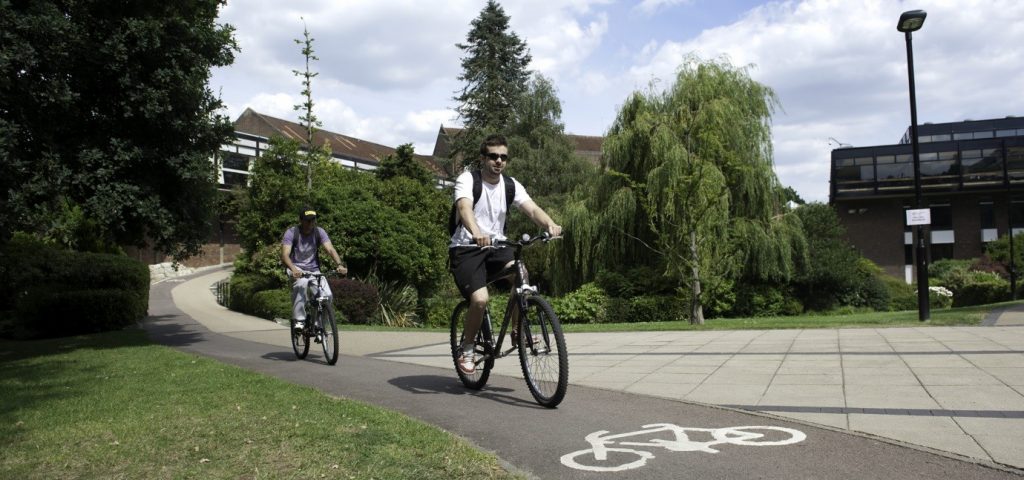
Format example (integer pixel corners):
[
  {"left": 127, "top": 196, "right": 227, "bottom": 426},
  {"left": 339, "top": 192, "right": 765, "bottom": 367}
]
[
  {"left": 927, "top": 385, "right": 1024, "bottom": 411},
  {"left": 771, "top": 374, "right": 844, "bottom": 385},
  {"left": 848, "top": 414, "right": 991, "bottom": 461},
  {"left": 845, "top": 386, "right": 941, "bottom": 409},
  {"left": 759, "top": 385, "right": 846, "bottom": 407}
]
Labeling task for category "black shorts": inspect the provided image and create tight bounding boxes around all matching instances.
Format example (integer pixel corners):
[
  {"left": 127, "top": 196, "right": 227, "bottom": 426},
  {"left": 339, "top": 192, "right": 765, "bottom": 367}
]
[{"left": 449, "top": 246, "right": 515, "bottom": 299}]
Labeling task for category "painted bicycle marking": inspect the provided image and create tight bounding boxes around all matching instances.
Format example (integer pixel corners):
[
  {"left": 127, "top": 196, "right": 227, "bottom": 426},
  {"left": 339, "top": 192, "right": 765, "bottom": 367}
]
[{"left": 560, "top": 423, "right": 807, "bottom": 472}]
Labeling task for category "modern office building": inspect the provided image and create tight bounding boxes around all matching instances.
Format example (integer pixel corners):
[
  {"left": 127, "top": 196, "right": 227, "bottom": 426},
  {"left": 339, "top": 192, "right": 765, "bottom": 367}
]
[{"left": 830, "top": 116, "right": 1024, "bottom": 282}]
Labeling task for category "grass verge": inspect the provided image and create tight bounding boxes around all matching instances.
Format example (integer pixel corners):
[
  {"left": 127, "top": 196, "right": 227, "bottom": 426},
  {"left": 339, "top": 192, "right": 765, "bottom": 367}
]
[
  {"left": 0, "top": 328, "right": 520, "bottom": 480},
  {"left": 560, "top": 301, "right": 1009, "bottom": 332},
  {"left": 333, "top": 301, "right": 1016, "bottom": 334}
]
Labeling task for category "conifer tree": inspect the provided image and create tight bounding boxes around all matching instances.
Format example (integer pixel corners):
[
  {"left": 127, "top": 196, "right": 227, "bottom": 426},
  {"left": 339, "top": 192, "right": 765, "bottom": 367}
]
[{"left": 452, "top": 0, "right": 532, "bottom": 161}]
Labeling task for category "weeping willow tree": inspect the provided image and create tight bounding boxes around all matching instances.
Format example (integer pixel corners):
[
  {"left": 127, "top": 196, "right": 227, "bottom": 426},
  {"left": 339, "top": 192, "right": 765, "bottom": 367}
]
[{"left": 558, "top": 56, "right": 807, "bottom": 324}]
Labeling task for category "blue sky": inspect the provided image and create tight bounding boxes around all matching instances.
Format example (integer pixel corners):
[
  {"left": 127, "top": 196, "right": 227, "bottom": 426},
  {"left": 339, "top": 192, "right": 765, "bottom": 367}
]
[{"left": 209, "top": 0, "right": 1024, "bottom": 203}]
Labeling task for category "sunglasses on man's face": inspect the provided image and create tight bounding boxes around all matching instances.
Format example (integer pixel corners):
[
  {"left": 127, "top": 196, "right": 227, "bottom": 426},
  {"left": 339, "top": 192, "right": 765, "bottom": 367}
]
[{"left": 484, "top": 153, "right": 509, "bottom": 161}]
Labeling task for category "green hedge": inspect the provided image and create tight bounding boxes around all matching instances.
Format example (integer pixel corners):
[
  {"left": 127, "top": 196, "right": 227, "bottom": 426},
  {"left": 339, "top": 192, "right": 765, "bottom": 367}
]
[
  {"left": 227, "top": 273, "right": 279, "bottom": 316},
  {"left": 0, "top": 235, "right": 149, "bottom": 339},
  {"left": 605, "top": 295, "right": 687, "bottom": 323}
]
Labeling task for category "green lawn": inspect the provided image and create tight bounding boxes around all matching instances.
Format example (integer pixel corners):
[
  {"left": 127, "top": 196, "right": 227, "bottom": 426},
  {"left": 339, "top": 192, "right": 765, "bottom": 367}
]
[{"left": 0, "top": 329, "right": 521, "bottom": 480}]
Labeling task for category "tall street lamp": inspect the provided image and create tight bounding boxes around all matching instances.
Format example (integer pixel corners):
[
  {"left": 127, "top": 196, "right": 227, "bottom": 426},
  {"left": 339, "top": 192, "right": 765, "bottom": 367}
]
[{"left": 898, "top": 9, "right": 930, "bottom": 321}]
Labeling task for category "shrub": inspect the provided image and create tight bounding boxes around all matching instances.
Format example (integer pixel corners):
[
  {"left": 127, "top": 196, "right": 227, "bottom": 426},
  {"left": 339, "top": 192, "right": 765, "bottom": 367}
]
[
  {"left": 423, "top": 294, "right": 462, "bottom": 328},
  {"left": 250, "top": 288, "right": 292, "bottom": 321},
  {"left": 949, "top": 272, "right": 1009, "bottom": 307},
  {"left": 367, "top": 277, "right": 420, "bottom": 327},
  {"left": 551, "top": 283, "right": 607, "bottom": 324},
  {"left": 881, "top": 275, "right": 916, "bottom": 311},
  {"left": 329, "top": 278, "right": 380, "bottom": 324},
  {"left": 228, "top": 273, "right": 279, "bottom": 316},
  {"left": 927, "top": 286, "right": 954, "bottom": 309},
  {"left": 1, "top": 234, "right": 149, "bottom": 339},
  {"left": 605, "top": 295, "right": 687, "bottom": 323},
  {"left": 931, "top": 260, "right": 1010, "bottom": 307},
  {"left": 732, "top": 284, "right": 803, "bottom": 317}
]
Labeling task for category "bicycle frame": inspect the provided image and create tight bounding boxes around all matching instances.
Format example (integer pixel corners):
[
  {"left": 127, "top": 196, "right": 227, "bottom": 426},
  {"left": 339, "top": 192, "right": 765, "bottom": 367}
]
[{"left": 477, "top": 234, "right": 550, "bottom": 360}]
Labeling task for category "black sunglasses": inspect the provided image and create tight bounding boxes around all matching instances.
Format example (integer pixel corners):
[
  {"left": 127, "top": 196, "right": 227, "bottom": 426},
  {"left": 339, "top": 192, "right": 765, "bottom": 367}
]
[{"left": 484, "top": 153, "right": 509, "bottom": 161}]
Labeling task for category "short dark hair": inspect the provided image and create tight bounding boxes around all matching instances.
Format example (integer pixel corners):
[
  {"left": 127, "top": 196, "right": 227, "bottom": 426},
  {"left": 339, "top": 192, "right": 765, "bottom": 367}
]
[{"left": 479, "top": 134, "right": 508, "bottom": 156}]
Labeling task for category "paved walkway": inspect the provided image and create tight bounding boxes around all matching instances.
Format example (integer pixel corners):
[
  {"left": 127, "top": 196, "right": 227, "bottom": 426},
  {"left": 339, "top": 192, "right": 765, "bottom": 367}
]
[{"left": 170, "top": 269, "right": 1024, "bottom": 471}]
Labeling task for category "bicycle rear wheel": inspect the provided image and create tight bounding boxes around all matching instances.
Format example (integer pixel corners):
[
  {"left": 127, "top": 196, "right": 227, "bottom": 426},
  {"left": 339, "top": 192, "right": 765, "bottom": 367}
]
[
  {"left": 450, "top": 301, "right": 494, "bottom": 390},
  {"left": 290, "top": 318, "right": 310, "bottom": 359},
  {"left": 320, "top": 302, "right": 339, "bottom": 365},
  {"left": 517, "top": 295, "right": 568, "bottom": 408}
]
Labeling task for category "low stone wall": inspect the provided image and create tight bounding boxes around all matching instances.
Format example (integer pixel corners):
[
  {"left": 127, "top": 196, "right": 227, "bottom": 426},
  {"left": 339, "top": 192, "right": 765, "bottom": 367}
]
[{"left": 149, "top": 262, "right": 196, "bottom": 283}]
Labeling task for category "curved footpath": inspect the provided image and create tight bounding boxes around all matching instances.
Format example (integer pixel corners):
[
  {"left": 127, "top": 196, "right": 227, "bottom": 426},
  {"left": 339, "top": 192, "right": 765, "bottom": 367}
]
[{"left": 143, "top": 267, "right": 1024, "bottom": 479}]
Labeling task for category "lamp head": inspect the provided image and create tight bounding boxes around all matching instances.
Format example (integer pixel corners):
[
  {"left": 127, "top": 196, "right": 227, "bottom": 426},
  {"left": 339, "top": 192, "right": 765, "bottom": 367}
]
[{"left": 897, "top": 10, "right": 927, "bottom": 32}]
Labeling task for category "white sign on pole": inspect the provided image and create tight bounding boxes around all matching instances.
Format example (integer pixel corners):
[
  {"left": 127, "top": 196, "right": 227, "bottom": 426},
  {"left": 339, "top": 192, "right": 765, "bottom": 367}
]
[{"left": 906, "top": 208, "right": 931, "bottom": 226}]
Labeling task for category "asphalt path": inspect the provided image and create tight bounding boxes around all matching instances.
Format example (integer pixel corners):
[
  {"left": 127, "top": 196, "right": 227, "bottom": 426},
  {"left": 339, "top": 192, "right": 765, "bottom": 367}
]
[{"left": 143, "top": 280, "right": 1022, "bottom": 479}]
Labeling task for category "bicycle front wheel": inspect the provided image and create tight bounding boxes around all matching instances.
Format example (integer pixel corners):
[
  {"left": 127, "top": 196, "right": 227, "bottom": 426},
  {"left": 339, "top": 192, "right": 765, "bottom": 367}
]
[
  {"left": 450, "top": 301, "right": 494, "bottom": 390},
  {"left": 320, "top": 302, "right": 339, "bottom": 365},
  {"left": 291, "top": 318, "right": 309, "bottom": 359},
  {"left": 517, "top": 295, "right": 568, "bottom": 408}
]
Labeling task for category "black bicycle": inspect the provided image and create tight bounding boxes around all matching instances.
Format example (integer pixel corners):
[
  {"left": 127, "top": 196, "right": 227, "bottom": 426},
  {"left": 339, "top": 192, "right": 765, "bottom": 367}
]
[
  {"left": 291, "top": 271, "right": 339, "bottom": 365},
  {"left": 449, "top": 232, "right": 569, "bottom": 408}
]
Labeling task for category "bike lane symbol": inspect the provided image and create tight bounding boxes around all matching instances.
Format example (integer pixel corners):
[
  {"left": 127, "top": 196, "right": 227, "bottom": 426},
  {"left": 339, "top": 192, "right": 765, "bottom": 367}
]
[{"left": 560, "top": 423, "right": 807, "bottom": 472}]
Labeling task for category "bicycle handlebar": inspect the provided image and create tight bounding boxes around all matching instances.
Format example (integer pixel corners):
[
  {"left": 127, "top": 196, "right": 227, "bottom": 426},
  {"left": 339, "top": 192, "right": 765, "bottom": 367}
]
[{"left": 491, "top": 231, "right": 560, "bottom": 249}]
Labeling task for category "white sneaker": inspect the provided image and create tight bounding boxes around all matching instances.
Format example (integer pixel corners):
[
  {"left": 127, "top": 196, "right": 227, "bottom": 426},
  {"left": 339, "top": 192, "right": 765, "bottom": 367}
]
[{"left": 293, "top": 320, "right": 306, "bottom": 332}]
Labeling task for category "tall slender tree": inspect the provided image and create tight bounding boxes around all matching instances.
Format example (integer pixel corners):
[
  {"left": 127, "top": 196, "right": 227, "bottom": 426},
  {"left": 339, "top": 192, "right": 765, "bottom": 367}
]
[
  {"left": 293, "top": 19, "right": 323, "bottom": 191},
  {"left": 560, "top": 56, "right": 807, "bottom": 323},
  {"left": 451, "top": 0, "right": 531, "bottom": 161}
]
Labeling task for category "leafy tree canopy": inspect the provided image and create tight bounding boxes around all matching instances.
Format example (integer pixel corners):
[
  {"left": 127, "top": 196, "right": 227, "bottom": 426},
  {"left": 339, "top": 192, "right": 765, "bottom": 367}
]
[
  {"left": 557, "top": 56, "right": 807, "bottom": 322},
  {"left": 376, "top": 143, "right": 434, "bottom": 186},
  {"left": 0, "top": 0, "right": 237, "bottom": 259}
]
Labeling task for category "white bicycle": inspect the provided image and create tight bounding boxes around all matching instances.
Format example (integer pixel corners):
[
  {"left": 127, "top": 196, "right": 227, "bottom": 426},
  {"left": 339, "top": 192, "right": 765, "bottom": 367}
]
[{"left": 560, "top": 423, "right": 807, "bottom": 472}]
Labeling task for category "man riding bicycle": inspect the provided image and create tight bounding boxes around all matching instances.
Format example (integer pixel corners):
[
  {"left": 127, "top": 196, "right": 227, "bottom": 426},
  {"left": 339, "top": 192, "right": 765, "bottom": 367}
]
[
  {"left": 281, "top": 207, "right": 348, "bottom": 332},
  {"left": 449, "top": 134, "right": 562, "bottom": 375}
]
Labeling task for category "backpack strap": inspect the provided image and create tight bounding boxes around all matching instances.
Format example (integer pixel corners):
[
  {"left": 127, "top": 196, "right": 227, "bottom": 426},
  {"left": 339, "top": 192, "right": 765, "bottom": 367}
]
[
  {"left": 471, "top": 170, "right": 483, "bottom": 206},
  {"left": 502, "top": 173, "right": 515, "bottom": 232}
]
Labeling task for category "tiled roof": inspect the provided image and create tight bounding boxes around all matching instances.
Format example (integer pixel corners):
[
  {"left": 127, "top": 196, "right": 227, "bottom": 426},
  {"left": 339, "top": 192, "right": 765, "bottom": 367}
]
[
  {"left": 434, "top": 126, "right": 604, "bottom": 167},
  {"left": 234, "top": 108, "right": 446, "bottom": 176}
]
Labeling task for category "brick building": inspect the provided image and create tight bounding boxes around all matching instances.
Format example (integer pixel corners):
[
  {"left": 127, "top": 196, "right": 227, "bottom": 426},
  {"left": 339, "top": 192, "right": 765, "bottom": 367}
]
[{"left": 830, "top": 116, "right": 1024, "bottom": 282}]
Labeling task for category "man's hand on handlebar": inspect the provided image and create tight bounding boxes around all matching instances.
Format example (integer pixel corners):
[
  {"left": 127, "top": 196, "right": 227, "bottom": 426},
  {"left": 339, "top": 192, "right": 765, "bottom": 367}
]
[
  {"left": 335, "top": 264, "right": 348, "bottom": 276},
  {"left": 290, "top": 266, "right": 304, "bottom": 279},
  {"left": 472, "top": 232, "right": 492, "bottom": 247},
  {"left": 547, "top": 223, "right": 563, "bottom": 238}
]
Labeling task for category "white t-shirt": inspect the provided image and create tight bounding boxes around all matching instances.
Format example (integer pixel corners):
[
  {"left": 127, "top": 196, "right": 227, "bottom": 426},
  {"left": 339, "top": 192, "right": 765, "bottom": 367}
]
[{"left": 449, "top": 170, "right": 532, "bottom": 247}]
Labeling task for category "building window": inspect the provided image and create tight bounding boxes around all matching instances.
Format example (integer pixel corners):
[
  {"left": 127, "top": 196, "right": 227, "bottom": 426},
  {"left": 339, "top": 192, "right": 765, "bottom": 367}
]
[
  {"left": 930, "top": 244, "right": 954, "bottom": 262},
  {"left": 223, "top": 153, "right": 250, "bottom": 172},
  {"left": 962, "top": 148, "right": 1003, "bottom": 184},
  {"left": 980, "top": 201, "right": 997, "bottom": 243},
  {"left": 1008, "top": 147, "right": 1024, "bottom": 181},
  {"left": 223, "top": 171, "right": 249, "bottom": 188},
  {"left": 930, "top": 204, "right": 953, "bottom": 230}
]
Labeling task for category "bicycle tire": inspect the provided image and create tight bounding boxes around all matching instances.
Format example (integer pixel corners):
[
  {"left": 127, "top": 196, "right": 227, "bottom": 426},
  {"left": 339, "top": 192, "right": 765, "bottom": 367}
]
[
  {"left": 517, "top": 295, "right": 568, "bottom": 408},
  {"left": 290, "top": 318, "right": 310, "bottom": 359},
  {"left": 321, "top": 302, "right": 339, "bottom": 365},
  {"left": 449, "top": 301, "right": 494, "bottom": 390}
]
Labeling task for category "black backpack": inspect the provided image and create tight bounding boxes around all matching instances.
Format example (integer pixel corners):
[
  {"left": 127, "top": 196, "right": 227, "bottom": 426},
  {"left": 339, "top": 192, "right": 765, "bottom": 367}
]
[
  {"left": 288, "top": 225, "right": 322, "bottom": 268},
  {"left": 447, "top": 170, "right": 516, "bottom": 236}
]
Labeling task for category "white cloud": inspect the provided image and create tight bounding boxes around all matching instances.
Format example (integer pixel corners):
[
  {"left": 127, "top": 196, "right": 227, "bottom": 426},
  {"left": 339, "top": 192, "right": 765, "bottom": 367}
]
[{"left": 634, "top": 0, "right": 696, "bottom": 16}]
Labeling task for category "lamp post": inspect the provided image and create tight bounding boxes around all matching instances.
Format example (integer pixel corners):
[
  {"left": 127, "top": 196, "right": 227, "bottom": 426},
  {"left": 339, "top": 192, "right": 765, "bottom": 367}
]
[{"left": 898, "top": 9, "right": 930, "bottom": 321}]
